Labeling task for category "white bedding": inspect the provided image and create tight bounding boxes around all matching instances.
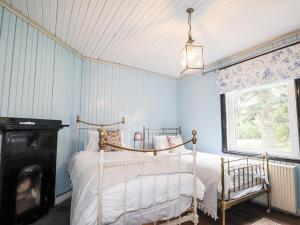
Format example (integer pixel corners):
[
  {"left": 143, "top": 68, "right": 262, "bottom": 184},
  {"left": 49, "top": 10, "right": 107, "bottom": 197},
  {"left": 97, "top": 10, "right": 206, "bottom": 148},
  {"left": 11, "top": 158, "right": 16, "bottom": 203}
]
[{"left": 68, "top": 151, "right": 205, "bottom": 225}]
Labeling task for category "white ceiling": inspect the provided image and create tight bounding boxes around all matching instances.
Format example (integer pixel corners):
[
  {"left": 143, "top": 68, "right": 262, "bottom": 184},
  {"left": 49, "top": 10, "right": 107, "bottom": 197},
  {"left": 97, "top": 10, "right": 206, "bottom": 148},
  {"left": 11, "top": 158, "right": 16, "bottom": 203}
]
[{"left": 3, "top": 0, "right": 300, "bottom": 76}]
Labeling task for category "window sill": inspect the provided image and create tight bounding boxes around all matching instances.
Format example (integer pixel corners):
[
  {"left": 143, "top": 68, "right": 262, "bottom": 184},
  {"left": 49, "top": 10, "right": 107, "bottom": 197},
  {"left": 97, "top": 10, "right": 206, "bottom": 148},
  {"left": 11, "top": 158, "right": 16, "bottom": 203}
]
[{"left": 222, "top": 149, "right": 300, "bottom": 164}]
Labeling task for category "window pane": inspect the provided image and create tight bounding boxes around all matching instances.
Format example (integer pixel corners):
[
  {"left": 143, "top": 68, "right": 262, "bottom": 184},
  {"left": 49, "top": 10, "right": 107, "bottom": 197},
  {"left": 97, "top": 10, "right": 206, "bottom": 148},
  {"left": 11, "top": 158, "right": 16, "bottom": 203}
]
[{"left": 233, "top": 83, "right": 291, "bottom": 152}]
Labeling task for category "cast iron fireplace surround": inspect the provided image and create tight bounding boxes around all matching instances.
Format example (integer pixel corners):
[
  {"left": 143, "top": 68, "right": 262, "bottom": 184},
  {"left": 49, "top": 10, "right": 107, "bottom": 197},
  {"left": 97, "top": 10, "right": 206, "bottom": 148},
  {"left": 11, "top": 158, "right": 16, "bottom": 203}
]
[{"left": 0, "top": 117, "right": 66, "bottom": 225}]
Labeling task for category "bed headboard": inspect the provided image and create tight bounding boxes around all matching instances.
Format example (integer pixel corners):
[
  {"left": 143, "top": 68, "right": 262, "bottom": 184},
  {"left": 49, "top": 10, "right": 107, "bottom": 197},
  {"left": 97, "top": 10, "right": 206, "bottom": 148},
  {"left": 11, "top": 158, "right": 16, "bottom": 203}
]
[
  {"left": 75, "top": 115, "right": 125, "bottom": 152},
  {"left": 142, "top": 127, "right": 181, "bottom": 149}
]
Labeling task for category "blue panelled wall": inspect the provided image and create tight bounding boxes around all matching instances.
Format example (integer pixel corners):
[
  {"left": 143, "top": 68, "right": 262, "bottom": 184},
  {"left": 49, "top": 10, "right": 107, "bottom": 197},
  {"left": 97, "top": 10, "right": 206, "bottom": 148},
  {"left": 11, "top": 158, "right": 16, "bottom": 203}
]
[
  {"left": 80, "top": 61, "right": 177, "bottom": 147},
  {"left": 0, "top": 6, "right": 82, "bottom": 196},
  {"left": 0, "top": 6, "right": 177, "bottom": 196},
  {"left": 177, "top": 72, "right": 222, "bottom": 154}
]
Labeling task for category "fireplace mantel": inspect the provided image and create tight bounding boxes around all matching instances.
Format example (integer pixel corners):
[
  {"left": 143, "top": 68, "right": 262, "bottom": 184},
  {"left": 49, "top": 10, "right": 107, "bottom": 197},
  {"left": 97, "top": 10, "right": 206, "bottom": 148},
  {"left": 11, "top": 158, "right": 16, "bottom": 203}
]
[{"left": 0, "top": 117, "right": 66, "bottom": 225}]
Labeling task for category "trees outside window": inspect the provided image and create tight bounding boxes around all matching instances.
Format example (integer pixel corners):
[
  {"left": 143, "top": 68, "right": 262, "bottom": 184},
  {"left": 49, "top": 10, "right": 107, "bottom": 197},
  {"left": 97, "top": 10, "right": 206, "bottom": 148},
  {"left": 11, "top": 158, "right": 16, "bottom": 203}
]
[{"left": 225, "top": 81, "right": 299, "bottom": 158}]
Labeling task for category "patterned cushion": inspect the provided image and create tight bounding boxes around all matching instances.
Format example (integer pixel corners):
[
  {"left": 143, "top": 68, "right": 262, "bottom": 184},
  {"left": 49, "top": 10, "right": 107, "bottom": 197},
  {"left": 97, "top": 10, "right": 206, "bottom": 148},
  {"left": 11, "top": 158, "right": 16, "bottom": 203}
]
[{"left": 104, "top": 129, "right": 122, "bottom": 151}]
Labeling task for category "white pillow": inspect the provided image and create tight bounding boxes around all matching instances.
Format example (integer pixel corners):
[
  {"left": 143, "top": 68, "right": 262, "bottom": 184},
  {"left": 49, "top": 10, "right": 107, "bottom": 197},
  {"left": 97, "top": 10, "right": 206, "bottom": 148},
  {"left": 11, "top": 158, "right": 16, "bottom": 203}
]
[
  {"left": 153, "top": 135, "right": 169, "bottom": 150},
  {"left": 86, "top": 131, "right": 99, "bottom": 151},
  {"left": 86, "top": 130, "right": 125, "bottom": 151},
  {"left": 167, "top": 135, "right": 185, "bottom": 152}
]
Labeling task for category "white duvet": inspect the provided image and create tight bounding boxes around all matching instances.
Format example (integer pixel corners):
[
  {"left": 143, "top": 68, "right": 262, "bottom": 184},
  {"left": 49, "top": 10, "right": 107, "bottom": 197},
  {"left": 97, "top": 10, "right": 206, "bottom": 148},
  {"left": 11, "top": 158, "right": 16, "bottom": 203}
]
[{"left": 68, "top": 151, "right": 205, "bottom": 225}]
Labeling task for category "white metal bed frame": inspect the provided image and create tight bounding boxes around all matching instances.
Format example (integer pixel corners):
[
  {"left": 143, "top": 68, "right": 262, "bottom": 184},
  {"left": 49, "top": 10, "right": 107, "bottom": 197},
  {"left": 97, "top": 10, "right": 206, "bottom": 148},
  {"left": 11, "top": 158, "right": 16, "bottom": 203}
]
[{"left": 75, "top": 116, "right": 199, "bottom": 225}]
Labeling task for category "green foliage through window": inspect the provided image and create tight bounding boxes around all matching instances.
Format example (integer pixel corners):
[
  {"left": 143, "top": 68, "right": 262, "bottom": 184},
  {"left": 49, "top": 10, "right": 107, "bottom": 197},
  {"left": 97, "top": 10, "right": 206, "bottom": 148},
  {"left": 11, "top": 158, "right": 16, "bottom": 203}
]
[{"left": 234, "top": 84, "right": 290, "bottom": 151}]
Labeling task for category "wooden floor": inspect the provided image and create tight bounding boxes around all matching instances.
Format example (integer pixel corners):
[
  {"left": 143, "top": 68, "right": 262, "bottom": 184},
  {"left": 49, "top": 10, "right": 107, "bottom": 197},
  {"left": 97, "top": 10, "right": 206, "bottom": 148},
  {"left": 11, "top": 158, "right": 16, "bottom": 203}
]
[
  {"left": 31, "top": 199, "right": 300, "bottom": 225},
  {"left": 195, "top": 201, "right": 300, "bottom": 225}
]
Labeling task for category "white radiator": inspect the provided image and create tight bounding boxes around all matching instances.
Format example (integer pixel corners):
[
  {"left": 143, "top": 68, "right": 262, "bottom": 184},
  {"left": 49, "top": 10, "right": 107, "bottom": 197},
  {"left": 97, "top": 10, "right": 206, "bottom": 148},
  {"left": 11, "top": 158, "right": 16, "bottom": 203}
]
[{"left": 255, "top": 162, "right": 298, "bottom": 214}]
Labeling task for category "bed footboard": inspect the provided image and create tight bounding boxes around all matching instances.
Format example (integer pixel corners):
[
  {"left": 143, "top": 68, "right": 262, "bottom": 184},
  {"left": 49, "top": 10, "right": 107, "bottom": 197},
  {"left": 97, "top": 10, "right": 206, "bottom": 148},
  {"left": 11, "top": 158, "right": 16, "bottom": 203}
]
[
  {"left": 220, "top": 154, "right": 271, "bottom": 225},
  {"left": 96, "top": 129, "right": 199, "bottom": 225}
]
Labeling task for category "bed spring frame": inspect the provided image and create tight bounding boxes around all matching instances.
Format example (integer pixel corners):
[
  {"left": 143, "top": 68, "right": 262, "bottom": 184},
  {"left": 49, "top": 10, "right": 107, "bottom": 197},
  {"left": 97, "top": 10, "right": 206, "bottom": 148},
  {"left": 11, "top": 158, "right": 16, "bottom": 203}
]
[
  {"left": 143, "top": 127, "right": 271, "bottom": 225},
  {"left": 76, "top": 117, "right": 199, "bottom": 225},
  {"left": 220, "top": 154, "right": 271, "bottom": 225}
]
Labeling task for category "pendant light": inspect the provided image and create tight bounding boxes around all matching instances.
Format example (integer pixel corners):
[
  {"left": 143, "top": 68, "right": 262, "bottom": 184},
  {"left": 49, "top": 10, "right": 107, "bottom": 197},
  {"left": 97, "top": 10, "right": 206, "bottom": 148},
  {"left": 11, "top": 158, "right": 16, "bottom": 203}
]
[{"left": 180, "top": 8, "right": 204, "bottom": 74}]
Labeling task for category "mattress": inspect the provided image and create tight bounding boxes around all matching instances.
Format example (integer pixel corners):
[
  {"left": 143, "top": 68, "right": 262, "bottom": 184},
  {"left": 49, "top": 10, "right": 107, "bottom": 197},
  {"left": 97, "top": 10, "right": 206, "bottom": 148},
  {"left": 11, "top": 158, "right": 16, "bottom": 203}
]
[
  {"left": 228, "top": 184, "right": 263, "bottom": 200},
  {"left": 68, "top": 151, "right": 205, "bottom": 225}
]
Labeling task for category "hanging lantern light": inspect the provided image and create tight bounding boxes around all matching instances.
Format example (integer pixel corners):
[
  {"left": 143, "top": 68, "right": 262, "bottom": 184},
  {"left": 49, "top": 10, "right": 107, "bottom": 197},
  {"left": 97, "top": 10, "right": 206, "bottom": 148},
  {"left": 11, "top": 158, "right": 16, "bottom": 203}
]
[{"left": 180, "top": 8, "right": 204, "bottom": 74}]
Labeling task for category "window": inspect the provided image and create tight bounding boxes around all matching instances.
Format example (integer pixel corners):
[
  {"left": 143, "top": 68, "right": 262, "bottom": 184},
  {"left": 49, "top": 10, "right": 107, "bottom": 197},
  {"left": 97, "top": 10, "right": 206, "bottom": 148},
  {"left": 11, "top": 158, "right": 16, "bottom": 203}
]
[{"left": 224, "top": 80, "right": 300, "bottom": 159}]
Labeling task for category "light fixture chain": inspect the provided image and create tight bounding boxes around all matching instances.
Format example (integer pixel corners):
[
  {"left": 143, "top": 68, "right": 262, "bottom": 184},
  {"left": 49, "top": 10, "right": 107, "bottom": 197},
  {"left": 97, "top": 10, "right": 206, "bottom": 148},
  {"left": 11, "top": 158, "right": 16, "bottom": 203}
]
[{"left": 188, "top": 11, "right": 192, "bottom": 37}]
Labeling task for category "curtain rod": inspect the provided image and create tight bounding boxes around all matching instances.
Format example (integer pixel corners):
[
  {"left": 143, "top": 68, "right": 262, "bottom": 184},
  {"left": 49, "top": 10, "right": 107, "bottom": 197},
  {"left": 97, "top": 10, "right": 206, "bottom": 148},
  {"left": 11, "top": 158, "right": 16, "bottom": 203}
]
[{"left": 219, "top": 40, "right": 300, "bottom": 70}]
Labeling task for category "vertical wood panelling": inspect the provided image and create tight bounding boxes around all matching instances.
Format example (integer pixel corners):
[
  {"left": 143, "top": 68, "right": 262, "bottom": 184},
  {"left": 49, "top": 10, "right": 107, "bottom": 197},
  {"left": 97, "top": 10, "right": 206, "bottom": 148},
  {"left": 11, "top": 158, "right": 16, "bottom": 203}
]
[
  {"left": 80, "top": 60, "right": 178, "bottom": 146},
  {"left": 177, "top": 72, "right": 222, "bottom": 153},
  {"left": 0, "top": 4, "right": 178, "bottom": 198},
  {"left": 0, "top": 6, "right": 82, "bottom": 196},
  {"left": 1, "top": 10, "right": 16, "bottom": 116}
]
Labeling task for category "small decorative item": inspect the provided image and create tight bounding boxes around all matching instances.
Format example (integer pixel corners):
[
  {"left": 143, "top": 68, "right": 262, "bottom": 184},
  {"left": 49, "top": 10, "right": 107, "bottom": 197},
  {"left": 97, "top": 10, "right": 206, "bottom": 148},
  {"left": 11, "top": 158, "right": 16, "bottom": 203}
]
[
  {"left": 134, "top": 131, "right": 143, "bottom": 149},
  {"left": 180, "top": 8, "right": 204, "bottom": 74}
]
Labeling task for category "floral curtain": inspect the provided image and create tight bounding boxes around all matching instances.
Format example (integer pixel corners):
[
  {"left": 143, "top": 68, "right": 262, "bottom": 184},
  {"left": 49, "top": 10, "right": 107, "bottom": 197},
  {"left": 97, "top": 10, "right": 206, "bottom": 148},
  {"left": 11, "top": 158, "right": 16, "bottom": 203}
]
[{"left": 217, "top": 43, "right": 300, "bottom": 94}]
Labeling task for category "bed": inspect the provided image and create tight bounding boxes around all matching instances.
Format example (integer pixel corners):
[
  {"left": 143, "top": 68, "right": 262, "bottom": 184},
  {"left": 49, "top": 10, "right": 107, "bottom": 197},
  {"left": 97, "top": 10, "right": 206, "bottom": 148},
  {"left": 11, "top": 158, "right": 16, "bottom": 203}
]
[
  {"left": 68, "top": 116, "right": 205, "bottom": 225},
  {"left": 142, "top": 127, "right": 271, "bottom": 225}
]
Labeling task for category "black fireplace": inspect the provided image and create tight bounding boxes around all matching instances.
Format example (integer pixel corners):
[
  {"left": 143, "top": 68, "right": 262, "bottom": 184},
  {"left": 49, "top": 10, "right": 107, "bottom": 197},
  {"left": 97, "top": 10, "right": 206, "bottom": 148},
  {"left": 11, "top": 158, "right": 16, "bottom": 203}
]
[{"left": 0, "top": 117, "right": 66, "bottom": 225}]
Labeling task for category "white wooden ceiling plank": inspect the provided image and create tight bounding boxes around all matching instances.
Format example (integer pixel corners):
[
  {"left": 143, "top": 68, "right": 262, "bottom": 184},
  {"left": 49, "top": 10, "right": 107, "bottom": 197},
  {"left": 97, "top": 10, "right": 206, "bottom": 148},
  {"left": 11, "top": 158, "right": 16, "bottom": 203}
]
[
  {"left": 110, "top": 0, "right": 181, "bottom": 62},
  {"left": 96, "top": 0, "right": 142, "bottom": 59},
  {"left": 41, "top": 0, "right": 50, "bottom": 31},
  {"left": 106, "top": 0, "right": 167, "bottom": 60},
  {"left": 103, "top": 0, "right": 164, "bottom": 60},
  {"left": 71, "top": 0, "right": 101, "bottom": 50},
  {"left": 69, "top": 0, "right": 92, "bottom": 50},
  {"left": 76, "top": 0, "right": 108, "bottom": 52},
  {"left": 17, "top": 0, "right": 29, "bottom": 17},
  {"left": 101, "top": 0, "right": 156, "bottom": 58},
  {"left": 55, "top": 0, "right": 66, "bottom": 37},
  {"left": 194, "top": 0, "right": 241, "bottom": 28},
  {"left": 4, "top": 0, "right": 12, "bottom": 7},
  {"left": 89, "top": 0, "right": 133, "bottom": 57},
  {"left": 61, "top": 0, "right": 75, "bottom": 42},
  {"left": 26, "top": 0, "right": 37, "bottom": 23},
  {"left": 82, "top": 0, "right": 119, "bottom": 56},
  {"left": 10, "top": 0, "right": 20, "bottom": 11},
  {"left": 34, "top": 0, "right": 43, "bottom": 27},
  {"left": 48, "top": 0, "right": 58, "bottom": 34},
  {"left": 121, "top": 0, "right": 217, "bottom": 67},
  {"left": 99, "top": 0, "right": 156, "bottom": 59},
  {"left": 119, "top": 36, "right": 182, "bottom": 75},
  {"left": 114, "top": 0, "right": 211, "bottom": 73},
  {"left": 63, "top": 0, "right": 79, "bottom": 43},
  {"left": 133, "top": 32, "right": 186, "bottom": 74},
  {"left": 117, "top": 0, "right": 192, "bottom": 64},
  {"left": 124, "top": 0, "right": 203, "bottom": 66},
  {"left": 136, "top": 38, "right": 184, "bottom": 74}
]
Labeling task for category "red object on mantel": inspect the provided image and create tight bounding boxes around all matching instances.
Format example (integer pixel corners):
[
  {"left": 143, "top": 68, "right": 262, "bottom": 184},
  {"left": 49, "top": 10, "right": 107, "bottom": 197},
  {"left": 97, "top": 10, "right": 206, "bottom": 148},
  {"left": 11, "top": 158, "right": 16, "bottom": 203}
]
[{"left": 134, "top": 131, "right": 143, "bottom": 149}]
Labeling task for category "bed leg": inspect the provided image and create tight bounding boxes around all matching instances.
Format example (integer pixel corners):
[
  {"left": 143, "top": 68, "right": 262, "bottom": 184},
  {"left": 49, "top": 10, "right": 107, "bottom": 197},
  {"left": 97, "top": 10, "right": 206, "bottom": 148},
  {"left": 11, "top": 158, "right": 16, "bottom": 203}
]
[
  {"left": 221, "top": 208, "right": 226, "bottom": 225},
  {"left": 267, "top": 189, "right": 271, "bottom": 214}
]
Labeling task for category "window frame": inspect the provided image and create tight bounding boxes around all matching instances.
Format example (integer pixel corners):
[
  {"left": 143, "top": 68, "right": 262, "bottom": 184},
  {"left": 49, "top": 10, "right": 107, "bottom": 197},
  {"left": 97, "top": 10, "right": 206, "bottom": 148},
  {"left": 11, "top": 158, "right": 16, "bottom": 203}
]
[{"left": 221, "top": 79, "right": 300, "bottom": 163}]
